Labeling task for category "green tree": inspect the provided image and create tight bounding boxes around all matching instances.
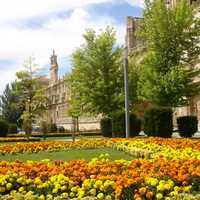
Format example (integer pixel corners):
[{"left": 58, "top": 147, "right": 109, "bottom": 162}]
[
  {"left": 70, "top": 27, "right": 124, "bottom": 118},
  {"left": 0, "top": 82, "right": 24, "bottom": 126},
  {"left": 16, "top": 57, "right": 48, "bottom": 138},
  {"left": 66, "top": 73, "right": 83, "bottom": 129},
  {"left": 128, "top": 55, "right": 143, "bottom": 107},
  {"left": 139, "top": 0, "right": 200, "bottom": 107}
]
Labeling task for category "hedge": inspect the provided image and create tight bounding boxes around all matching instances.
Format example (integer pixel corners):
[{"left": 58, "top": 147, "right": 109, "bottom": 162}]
[
  {"left": 0, "top": 120, "right": 8, "bottom": 137},
  {"left": 58, "top": 126, "right": 65, "bottom": 133},
  {"left": 100, "top": 118, "right": 112, "bottom": 137},
  {"left": 48, "top": 123, "right": 57, "bottom": 133},
  {"left": 31, "top": 132, "right": 102, "bottom": 138},
  {"left": 144, "top": 107, "right": 173, "bottom": 138},
  {"left": 177, "top": 116, "right": 198, "bottom": 138},
  {"left": 112, "top": 112, "right": 125, "bottom": 137},
  {"left": 8, "top": 124, "right": 18, "bottom": 134},
  {"left": 130, "top": 114, "right": 142, "bottom": 137},
  {"left": 112, "top": 112, "right": 141, "bottom": 138}
]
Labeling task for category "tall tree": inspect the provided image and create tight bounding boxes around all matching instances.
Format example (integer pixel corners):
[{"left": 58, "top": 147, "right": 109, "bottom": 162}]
[
  {"left": 0, "top": 83, "right": 24, "bottom": 126},
  {"left": 138, "top": 0, "right": 200, "bottom": 107},
  {"left": 16, "top": 57, "right": 48, "bottom": 138},
  {"left": 70, "top": 27, "right": 124, "bottom": 117}
]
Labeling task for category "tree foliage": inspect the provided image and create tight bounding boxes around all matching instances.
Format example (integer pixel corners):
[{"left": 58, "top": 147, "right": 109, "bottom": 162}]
[
  {"left": 69, "top": 27, "right": 124, "bottom": 117},
  {"left": 66, "top": 73, "right": 84, "bottom": 119},
  {"left": 0, "top": 82, "right": 24, "bottom": 126},
  {"left": 15, "top": 57, "right": 48, "bottom": 135},
  {"left": 139, "top": 0, "right": 200, "bottom": 107},
  {"left": 128, "top": 55, "right": 142, "bottom": 107}
]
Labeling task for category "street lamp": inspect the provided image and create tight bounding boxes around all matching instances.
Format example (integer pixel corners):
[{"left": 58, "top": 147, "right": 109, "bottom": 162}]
[{"left": 124, "top": 46, "right": 130, "bottom": 138}]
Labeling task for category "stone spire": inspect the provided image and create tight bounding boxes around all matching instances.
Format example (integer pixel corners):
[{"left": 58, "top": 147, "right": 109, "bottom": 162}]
[{"left": 50, "top": 50, "right": 58, "bottom": 85}]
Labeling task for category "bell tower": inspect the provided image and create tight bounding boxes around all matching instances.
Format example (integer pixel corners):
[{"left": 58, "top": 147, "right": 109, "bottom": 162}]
[{"left": 50, "top": 50, "right": 58, "bottom": 86}]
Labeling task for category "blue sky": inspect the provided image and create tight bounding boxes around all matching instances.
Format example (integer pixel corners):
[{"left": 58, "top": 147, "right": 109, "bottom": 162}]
[{"left": 0, "top": 0, "right": 143, "bottom": 94}]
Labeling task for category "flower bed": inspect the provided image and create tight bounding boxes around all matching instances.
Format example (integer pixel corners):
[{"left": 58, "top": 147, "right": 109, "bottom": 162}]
[
  {"left": 0, "top": 140, "right": 108, "bottom": 155},
  {"left": 0, "top": 157, "right": 199, "bottom": 199},
  {"left": 0, "top": 137, "right": 40, "bottom": 143},
  {"left": 112, "top": 137, "right": 200, "bottom": 160},
  {"left": 0, "top": 138, "right": 199, "bottom": 159},
  {"left": 0, "top": 138, "right": 199, "bottom": 199}
]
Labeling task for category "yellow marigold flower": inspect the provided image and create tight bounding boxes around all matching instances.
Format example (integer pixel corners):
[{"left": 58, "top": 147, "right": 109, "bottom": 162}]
[
  {"left": 156, "top": 193, "right": 163, "bottom": 199},
  {"left": 38, "top": 195, "right": 45, "bottom": 200},
  {"left": 18, "top": 186, "right": 24, "bottom": 193},
  {"left": 97, "top": 193, "right": 104, "bottom": 200},
  {"left": 6, "top": 183, "right": 12, "bottom": 190}
]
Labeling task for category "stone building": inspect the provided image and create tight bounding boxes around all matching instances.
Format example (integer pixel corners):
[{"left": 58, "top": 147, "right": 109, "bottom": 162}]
[
  {"left": 44, "top": 50, "right": 100, "bottom": 131},
  {"left": 126, "top": 0, "right": 200, "bottom": 128}
]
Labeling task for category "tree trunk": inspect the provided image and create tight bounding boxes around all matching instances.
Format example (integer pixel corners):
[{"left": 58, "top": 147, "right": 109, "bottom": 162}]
[
  {"left": 76, "top": 117, "right": 79, "bottom": 136},
  {"left": 72, "top": 118, "right": 76, "bottom": 142}
]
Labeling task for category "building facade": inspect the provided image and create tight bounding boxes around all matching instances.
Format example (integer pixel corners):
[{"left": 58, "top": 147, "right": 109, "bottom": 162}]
[
  {"left": 126, "top": 0, "right": 200, "bottom": 128},
  {"left": 44, "top": 51, "right": 100, "bottom": 131}
]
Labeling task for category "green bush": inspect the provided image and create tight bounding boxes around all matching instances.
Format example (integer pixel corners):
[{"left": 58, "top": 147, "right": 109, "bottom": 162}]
[
  {"left": 8, "top": 124, "right": 18, "bottom": 134},
  {"left": 58, "top": 126, "right": 65, "bottom": 133},
  {"left": 48, "top": 123, "right": 57, "bottom": 133},
  {"left": 177, "top": 116, "right": 198, "bottom": 138},
  {"left": 144, "top": 107, "right": 173, "bottom": 138},
  {"left": 100, "top": 117, "right": 112, "bottom": 137},
  {"left": 0, "top": 120, "right": 8, "bottom": 137},
  {"left": 130, "top": 113, "right": 141, "bottom": 137},
  {"left": 112, "top": 112, "right": 125, "bottom": 138},
  {"left": 112, "top": 112, "right": 141, "bottom": 138}
]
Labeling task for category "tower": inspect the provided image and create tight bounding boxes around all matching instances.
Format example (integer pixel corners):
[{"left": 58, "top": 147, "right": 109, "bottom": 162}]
[
  {"left": 126, "top": 16, "right": 143, "bottom": 54},
  {"left": 50, "top": 50, "right": 58, "bottom": 86},
  {"left": 126, "top": 16, "right": 135, "bottom": 52}
]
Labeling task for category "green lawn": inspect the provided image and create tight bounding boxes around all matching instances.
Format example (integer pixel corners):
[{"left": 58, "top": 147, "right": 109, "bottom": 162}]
[{"left": 0, "top": 148, "right": 134, "bottom": 162}]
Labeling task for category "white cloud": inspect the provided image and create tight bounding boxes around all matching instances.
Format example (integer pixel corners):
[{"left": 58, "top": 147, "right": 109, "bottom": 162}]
[
  {"left": 125, "top": 0, "right": 144, "bottom": 7},
  {"left": 0, "top": 2, "right": 126, "bottom": 94},
  {"left": 0, "top": 0, "right": 114, "bottom": 24},
  {"left": 0, "top": 7, "right": 125, "bottom": 63}
]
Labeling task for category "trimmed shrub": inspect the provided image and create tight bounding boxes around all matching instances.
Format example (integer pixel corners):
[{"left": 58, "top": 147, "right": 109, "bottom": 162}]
[
  {"left": 130, "top": 113, "right": 142, "bottom": 137},
  {"left": 144, "top": 107, "right": 173, "bottom": 138},
  {"left": 112, "top": 112, "right": 125, "bottom": 137},
  {"left": 112, "top": 112, "right": 142, "bottom": 138},
  {"left": 48, "top": 123, "right": 57, "bottom": 133},
  {"left": 144, "top": 110, "right": 154, "bottom": 136},
  {"left": 8, "top": 124, "right": 18, "bottom": 134},
  {"left": 100, "top": 118, "right": 112, "bottom": 137},
  {"left": 58, "top": 126, "right": 65, "bottom": 133},
  {"left": 0, "top": 120, "right": 8, "bottom": 137},
  {"left": 177, "top": 116, "right": 198, "bottom": 138}
]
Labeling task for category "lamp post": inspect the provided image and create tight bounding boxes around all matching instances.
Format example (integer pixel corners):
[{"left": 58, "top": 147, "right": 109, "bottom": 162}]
[{"left": 124, "top": 46, "right": 130, "bottom": 138}]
